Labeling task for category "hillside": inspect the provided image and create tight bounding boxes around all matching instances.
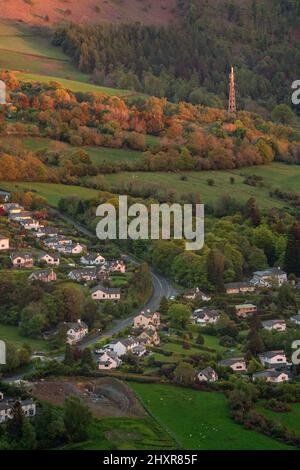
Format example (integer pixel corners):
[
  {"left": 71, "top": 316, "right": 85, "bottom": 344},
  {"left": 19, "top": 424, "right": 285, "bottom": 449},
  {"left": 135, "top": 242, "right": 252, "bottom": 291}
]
[{"left": 0, "top": 0, "right": 178, "bottom": 26}]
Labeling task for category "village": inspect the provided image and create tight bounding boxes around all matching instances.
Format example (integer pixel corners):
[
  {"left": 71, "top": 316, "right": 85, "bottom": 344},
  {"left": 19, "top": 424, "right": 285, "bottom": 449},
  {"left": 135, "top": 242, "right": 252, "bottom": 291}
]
[{"left": 1, "top": 194, "right": 300, "bottom": 428}]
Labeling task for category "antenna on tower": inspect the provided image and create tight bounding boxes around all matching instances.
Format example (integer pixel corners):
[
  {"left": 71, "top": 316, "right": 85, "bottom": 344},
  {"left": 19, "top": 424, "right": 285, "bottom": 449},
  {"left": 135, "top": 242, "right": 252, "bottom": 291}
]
[{"left": 228, "top": 66, "right": 236, "bottom": 113}]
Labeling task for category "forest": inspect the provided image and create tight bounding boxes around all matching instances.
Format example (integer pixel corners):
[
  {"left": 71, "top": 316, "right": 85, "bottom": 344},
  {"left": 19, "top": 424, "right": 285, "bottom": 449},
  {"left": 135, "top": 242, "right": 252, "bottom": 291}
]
[{"left": 52, "top": 0, "right": 300, "bottom": 113}]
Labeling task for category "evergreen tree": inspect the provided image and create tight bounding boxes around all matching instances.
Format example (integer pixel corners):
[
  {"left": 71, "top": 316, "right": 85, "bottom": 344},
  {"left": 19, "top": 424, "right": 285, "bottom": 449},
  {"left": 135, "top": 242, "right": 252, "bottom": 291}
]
[
  {"left": 284, "top": 224, "right": 300, "bottom": 276},
  {"left": 207, "top": 249, "right": 225, "bottom": 291}
]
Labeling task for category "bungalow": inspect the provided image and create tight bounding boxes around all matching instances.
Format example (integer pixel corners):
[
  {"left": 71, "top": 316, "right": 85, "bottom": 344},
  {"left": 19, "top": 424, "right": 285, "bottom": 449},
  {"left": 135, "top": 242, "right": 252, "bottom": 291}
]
[
  {"left": 290, "top": 314, "right": 300, "bottom": 326},
  {"left": 134, "top": 310, "right": 160, "bottom": 329},
  {"left": 97, "top": 351, "right": 122, "bottom": 370},
  {"left": 10, "top": 252, "right": 33, "bottom": 268},
  {"left": 80, "top": 253, "right": 106, "bottom": 266},
  {"left": 105, "top": 337, "right": 140, "bottom": 357},
  {"left": 29, "top": 269, "right": 57, "bottom": 283},
  {"left": 259, "top": 350, "right": 287, "bottom": 369},
  {"left": 235, "top": 303, "right": 257, "bottom": 319},
  {"left": 91, "top": 284, "right": 121, "bottom": 301},
  {"left": 0, "top": 398, "right": 36, "bottom": 424},
  {"left": 38, "top": 252, "right": 60, "bottom": 266},
  {"left": 109, "top": 260, "right": 126, "bottom": 274},
  {"left": 183, "top": 287, "right": 211, "bottom": 301},
  {"left": 0, "top": 235, "right": 9, "bottom": 251},
  {"left": 262, "top": 319, "right": 286, "bottom": 332},
  {"left": 218, "top": 357, "right": 247, "bottom": 372},
  {"left": 66, "top": 320, "right": 88, "bottom": 345},
  {"left": 57, "top": 243, "right": 86, "bottom": 255},
  {"left": 197, "top": 366, "right": 218, "bottom": 383},
  {"left": 192, "top": 308, "right": 220, "bottom": 326},
  {"left": 251, "top": 267, "right": 288, "bottom": 288},
  {"left": 138, "top": 327, "right": 160, "bottom": 346},
  {"left": 252, "top": 369, "right": 290, "bottom": 384},
  {"left": 225, "top": 282, "right": 255, "bottom": 295}
]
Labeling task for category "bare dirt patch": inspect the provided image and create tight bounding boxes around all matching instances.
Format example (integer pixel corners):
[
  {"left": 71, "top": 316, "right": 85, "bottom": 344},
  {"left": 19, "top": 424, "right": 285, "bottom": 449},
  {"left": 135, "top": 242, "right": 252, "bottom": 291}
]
[{"left": 31, "top": 377, "right": 145, "bottom": 418}]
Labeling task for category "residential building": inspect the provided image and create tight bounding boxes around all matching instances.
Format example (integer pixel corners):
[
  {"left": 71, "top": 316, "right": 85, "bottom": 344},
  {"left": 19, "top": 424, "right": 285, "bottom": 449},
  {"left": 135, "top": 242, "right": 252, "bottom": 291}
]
[
  {"left": 138, "top": 327, "right": 160, "bottom": 346},
  {"left": 251, "top": 267, "right": 288, "bottom": 288},
  {"left": 0, "top": 235, "right": 9, "bottom": 251},
  {"left": 259, "top": 350, "right": 287, "bottom": 369},
  {"left": 91, "top": 284, "right": 121, "bottom": 301},
  {"left": 262, "top": 319, "right": 286, "bottom": 332},
  {"left": 28, "top": 269, "right": 57, "bottom": 283},
  {"left": 19, "top": 218, "right": 40, "bottom": 230},
  {"left": 192, "top": 308, "right": 220, "bottom": 325},
  {"left": 38, "top": 252, "right": 60, "bottom": 266},
  {"left": 197, "top": 367, "right": 218, "bottom": 383},
  {"left": 109, "top": 260, "right": 126, "bottom": 274},
  {"left": 235, "top": 303, "right": 257, "bottom": 319},
  {"left": 97, "top": 351, "right": 122, "bottom": 370},
  {"left": 68, "top": 267, "right": 97, "bottom": 283},
  {"left": 225, "top": 282, "right": 255, "bottom": 295},
  {"left": 218, "top": 357, "right": 247, "bottom": 372},
  {"left": 66, "top": 320, "right": 89, "bottom": 345},
  {"left": 104, "top": 337, "right": 140, "bottom": 357},
  {"left": 183, "top": 287, "right": 211, "bottom": 301},
  {"left": 80, "top": 253, "right": 106, "bottom": 266},
  {"left": 134, "top": 310, "right": 160, "bottom": 329},
  {"left": 0, "top": 398, "right": 36, "bottom": 424},
  {"left": 252, "top": 369, "right": 290, "bottom": 383},
  {"left": 10, "top": 252, "right": 33, "bottom": 269}
]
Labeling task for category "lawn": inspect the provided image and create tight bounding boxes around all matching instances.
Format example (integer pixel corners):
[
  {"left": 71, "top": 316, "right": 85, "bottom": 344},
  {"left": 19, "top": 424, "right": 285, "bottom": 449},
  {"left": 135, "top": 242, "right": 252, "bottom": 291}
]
[
  {"left": 0, "top": 182, "right": 100, "bottom": 207},
  {"left": 0, "top": 323, "right": 51, "bottom": 352},
  {"left": 62, "top": 417, "right": 177, "bottom": 450},
  {"left": 17, "top": 72, "right": 129, "bottom": 97},
  {"left": 130, "top": 384, "right": 293, "bottom": 450},
  {"left": 0, "top": 21, "right": 88, "bottom": 82},
  {"left": 103, "top": 163, "right": 300, "bottom": 209}
]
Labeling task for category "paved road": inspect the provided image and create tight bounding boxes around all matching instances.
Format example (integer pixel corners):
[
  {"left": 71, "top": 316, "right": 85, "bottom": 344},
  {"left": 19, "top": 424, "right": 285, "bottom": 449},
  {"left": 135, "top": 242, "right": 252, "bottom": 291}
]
[{"left": 1, "top": 209, "right": 178, "bottom": 382}]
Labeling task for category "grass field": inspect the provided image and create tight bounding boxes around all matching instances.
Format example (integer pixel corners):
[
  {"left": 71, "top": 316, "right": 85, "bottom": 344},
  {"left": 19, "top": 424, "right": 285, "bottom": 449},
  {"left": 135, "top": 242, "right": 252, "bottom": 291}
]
[
  {"left": 0, "top": 21, "right": 88, "bottom": 81},
  {"left": 63, "top": 417, "right": 177, "bottom": 450},
  {"left": 103, "top": 163, "right": 300, "bottom": 209},
  {"left": 0, "top": 323, "right": 51, "bottom": 352},
  {"left": 17, "top": 72, "right": 130, "bottom": 97},
  {"left": 0, "top": 182, "right": 100, "bottom": 207},
  {"left": 130, "top": 384, "right": 293, "bottom": 450}
]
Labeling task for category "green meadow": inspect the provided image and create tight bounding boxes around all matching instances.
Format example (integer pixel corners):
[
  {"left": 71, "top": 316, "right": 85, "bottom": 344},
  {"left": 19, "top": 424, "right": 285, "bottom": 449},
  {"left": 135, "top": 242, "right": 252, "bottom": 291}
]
[
  {"left": 130, "top": 384, "right": 293, "bottom": 450},
  {"left": 0, "top": 323, "right": 51, "bottom": 352},
  {"left": 258, "top": 402, "right": 300, "bottom": 437}
]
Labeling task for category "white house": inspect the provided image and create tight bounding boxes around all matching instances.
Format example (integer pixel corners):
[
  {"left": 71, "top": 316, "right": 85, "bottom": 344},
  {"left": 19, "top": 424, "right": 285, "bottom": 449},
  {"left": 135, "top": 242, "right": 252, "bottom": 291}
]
[
  {"left": 262, "top": 319, "right": 286, "bottom": 332},
  {"left": 104, "top": 337, "right": 140, "bottom": 357},
  {"left": 0, "top": 235, "right": 9, "bottom": 251},
  {"left": 19, "top": 218, "right": 40, "bottom": 231},
  {"left": 97, "top": 351, "right": 122, "bottom": 370},
  {"left": 192, "top": 308, "right": 220, "bottom": 326},
  {"left": 91, "top": 284, "right": 121, "bottom": 301},
  {"left": 0, "top": 398, "right": 36, "bottom": 424},
  {"left": 197, "top": 367, "right": 218, "bottom": 383},
  {"left": 10, "top": 252, "right": 33, "bottom": 268},
  {"left": 218, "top": 357, "right": 247, "bottom": 372},
  {"left": 252, "top": 369, "right": 290, "bottom": 383},
  {"left": 251, "top": 267, "right": 287, "bottom": 288},
  {"left": 66, "top": 320, "right": 88, "bottom": 345},
  {"left": 38, "top": 252, "right": 60, "bottom": 266},
  {"left": 80, "top": 253, "right": 106, "bottom": 266},
  {"left": 259, "top": 350, "right": 287, "bottom": 368},
  {"left": 109, "top": 260, "right": 126, "bottom": 273}
]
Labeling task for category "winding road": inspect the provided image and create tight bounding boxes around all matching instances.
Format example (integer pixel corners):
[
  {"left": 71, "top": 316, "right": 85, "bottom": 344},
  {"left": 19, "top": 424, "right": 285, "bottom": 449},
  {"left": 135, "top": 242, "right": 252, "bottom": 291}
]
[{"left": 1, "top": 208, "right": 178, "bottom": 382}]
